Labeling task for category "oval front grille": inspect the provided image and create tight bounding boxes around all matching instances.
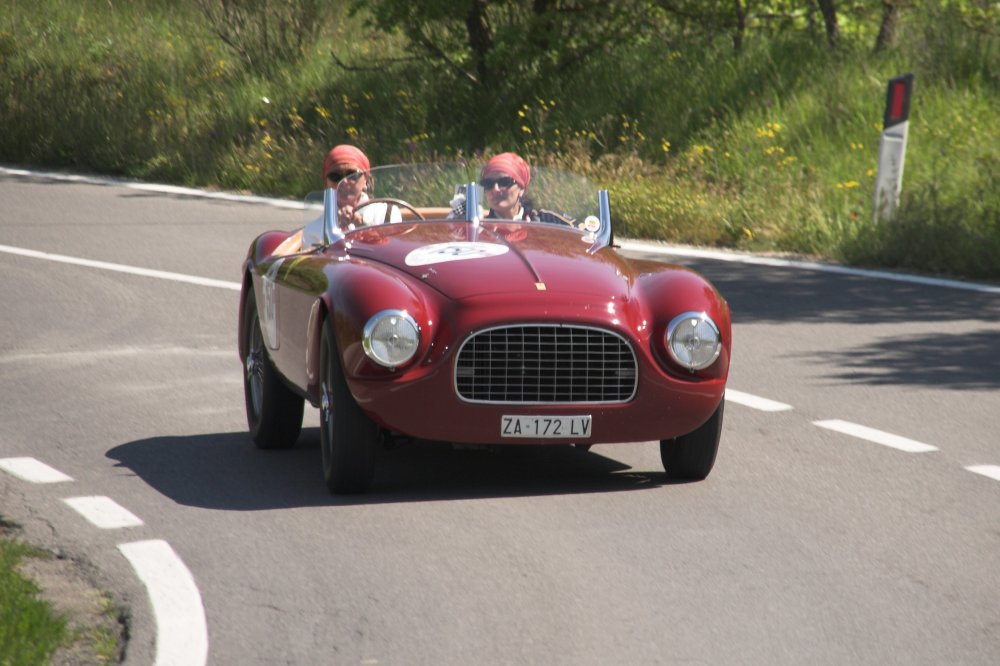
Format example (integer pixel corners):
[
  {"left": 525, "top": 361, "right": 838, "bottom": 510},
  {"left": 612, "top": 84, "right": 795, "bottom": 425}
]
[{"left": 455, "top": 325, "right": 637, "bottom": 404}]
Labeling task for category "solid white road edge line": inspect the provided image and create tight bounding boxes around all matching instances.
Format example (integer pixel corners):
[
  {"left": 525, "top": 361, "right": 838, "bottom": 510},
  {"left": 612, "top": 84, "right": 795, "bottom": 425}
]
[
  {"left": 725, "top": 389, "right": 793, "bottom": 412},
  {"left": 813, "top": 419, "right": 938, "bottom": 453},
  {"left": 0, "top": 457, "right": 73, "bottom": 483},
  {"left": 118, "top": 540, "right": 209, "bottom": 666},
  {"left": 0, "top": 244, "right": 241, "bottom": 291},
  {"left": 3, "top": 164, "right": 998, "bottom": 294},
  {"left": 63, "top": 496, "right": 144, "bottom": 529},
  {"left": 0, "top": 165, "right": 307, "bottom": 210},
  {"left": 618, "top": 240, "right": 1000, "bottom": 295},
  {"left": 965, "top": 465, "right": 1000, "bottom": 483}
]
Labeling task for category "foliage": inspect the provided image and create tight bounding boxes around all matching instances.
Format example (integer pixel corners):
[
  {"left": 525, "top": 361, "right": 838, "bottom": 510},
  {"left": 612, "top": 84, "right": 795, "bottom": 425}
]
[
  {"left": 195, "top": 0, "right": 330, "bottom": 75},
  {"left": 0, "top": 0, "right": 998, "bottom": 278},
  {"left": 350, "top": 0, "right": 650, "bottom": 143}
]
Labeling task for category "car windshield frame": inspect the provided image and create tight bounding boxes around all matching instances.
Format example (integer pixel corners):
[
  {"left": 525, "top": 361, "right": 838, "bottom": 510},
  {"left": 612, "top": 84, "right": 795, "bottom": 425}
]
[{"left": 303, "top": 162, "right": 613, "bottom": 250}]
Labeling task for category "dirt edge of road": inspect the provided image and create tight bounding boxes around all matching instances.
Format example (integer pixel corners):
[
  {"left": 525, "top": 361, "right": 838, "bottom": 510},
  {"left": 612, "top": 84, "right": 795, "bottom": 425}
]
[{"left": 3, "top": 521, "right": 128, "bottom": 665}]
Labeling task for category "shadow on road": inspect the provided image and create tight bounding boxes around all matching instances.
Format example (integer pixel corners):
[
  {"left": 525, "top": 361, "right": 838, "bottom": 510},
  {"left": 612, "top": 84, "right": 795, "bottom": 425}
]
[
  {"left": 800, "top": 328, "right": 1000, "bottom": 391},
  {"left": 627, "top": 252, "right": 1000, "bottom": 327},
  {"left": 626, "top": 253, "right": 1000, "bottom": 390},
  {"left": 106, "top": 430, "right": 670, "bottom": 510}
]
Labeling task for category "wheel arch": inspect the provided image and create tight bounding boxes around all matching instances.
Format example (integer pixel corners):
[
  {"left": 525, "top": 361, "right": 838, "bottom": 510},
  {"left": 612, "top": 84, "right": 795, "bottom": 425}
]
[
  {"left": 305, "top": 294, "right": 334, "bottom": 404},
  {"left": 237, "top": 266, "right": 256, "bottom": 360}
]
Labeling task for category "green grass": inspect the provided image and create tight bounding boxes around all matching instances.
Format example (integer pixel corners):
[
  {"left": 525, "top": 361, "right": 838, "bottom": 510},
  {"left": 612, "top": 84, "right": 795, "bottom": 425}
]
[
  {"left": 1, "top": 1, "right": 998, "bottom": 279},
  {"left": 0, "top": 535, "right": 67, "bottom": 666}
]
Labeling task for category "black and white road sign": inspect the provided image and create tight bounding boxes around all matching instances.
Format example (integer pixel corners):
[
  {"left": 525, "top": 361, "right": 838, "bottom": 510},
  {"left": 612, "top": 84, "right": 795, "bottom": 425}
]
[{"left": 873, "top": 73, "right": 915, "bottom": 221}]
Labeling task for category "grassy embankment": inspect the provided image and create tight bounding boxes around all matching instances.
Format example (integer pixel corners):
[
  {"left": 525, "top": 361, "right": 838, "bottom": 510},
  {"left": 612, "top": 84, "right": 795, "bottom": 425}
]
[
  {"left": 1, "top": 515, "right": 122, "bottom": 664},
  {"left": 0, "top": 528, "right": 66, "bottom": 665},
  {"left": 2, "top": 2, "right": 998, "bottom": 278}
]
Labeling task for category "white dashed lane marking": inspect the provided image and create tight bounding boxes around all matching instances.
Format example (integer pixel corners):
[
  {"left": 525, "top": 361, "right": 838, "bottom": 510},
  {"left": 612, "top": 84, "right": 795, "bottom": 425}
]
[
  {"left": 0, "top": 456, "right": 74, "bottom": 483},
  {"left": 119, "top": 540, "right": 209, "bottom": 666},
  {"left": 63, "top": 496, "right": 145, "bottom": 529},
  {"left": 966, "top": 465, "right": 1000, "bottom": 483},
  {"left": 725, "top": 389, "right": 793, "bottom": 412},
  {"left": 813, "top": 419, "right": 939, "bottom": 453},
  {"left": 1, "top": 456, "right": 208, "bottom": 665}
]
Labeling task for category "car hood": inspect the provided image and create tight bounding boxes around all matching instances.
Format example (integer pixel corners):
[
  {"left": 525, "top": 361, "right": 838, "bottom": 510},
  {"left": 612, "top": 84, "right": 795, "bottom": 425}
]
[{"left": 342, "top": 222, "right": 632, "bottom": 301}]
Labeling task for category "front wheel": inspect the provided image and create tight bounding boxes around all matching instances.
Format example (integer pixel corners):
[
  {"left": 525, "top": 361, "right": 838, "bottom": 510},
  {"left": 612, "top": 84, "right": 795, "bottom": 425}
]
[
  {"left": 319, "top": 322, "right": 378, "bottom": 494},
  {"left": 242, "top": 288, "right": 303, "bottom": 449},
  {"left": 660, "top": 401, "right": 724, "bottom": 481}
]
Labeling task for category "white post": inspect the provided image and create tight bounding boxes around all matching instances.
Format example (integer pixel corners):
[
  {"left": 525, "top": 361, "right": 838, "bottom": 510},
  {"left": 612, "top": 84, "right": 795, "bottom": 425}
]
[{"left": 873, "top": 73, "right": 914, "bottom": 222}]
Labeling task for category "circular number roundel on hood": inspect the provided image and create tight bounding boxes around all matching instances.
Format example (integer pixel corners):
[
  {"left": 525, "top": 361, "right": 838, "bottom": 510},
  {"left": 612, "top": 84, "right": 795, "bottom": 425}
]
[{"left": 404, "top": 242, "right": 510, "bottom": 267}]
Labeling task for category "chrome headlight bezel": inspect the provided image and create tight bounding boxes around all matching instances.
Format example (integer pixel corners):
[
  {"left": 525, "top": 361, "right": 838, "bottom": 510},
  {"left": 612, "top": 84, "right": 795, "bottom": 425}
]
[
  {"left": 665, "top": 311, "right": 722, "bottom": 371},
  {"left": 362, "top": 309, "right": 421, "bottom": 369}
]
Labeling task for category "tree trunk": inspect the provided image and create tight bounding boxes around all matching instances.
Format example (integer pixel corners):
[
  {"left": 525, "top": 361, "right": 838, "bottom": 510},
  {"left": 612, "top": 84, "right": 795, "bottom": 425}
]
[
  {"left": 874, "top": 1, "right": 900, "bottom": 52},
  {"left": 531, "top": 0, "right": 554, "bottom": 54},
  {"left": 732, "top": 0, "right": 746, "bottom": 53},
  {"left": 815, "top": 0, "right": 841, "bottom": 48},
  {"left": 465, "top": 0, "right": 493, "bottom": 88}
]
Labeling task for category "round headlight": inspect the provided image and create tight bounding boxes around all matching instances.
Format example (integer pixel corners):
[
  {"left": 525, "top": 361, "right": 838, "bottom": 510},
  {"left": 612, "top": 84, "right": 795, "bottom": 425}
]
[
  {"left": 363, "top": 310, "right": 420, "bottom": 368},
  {"left": 666, "top": 312, "right": 722, "bottom": 371}
]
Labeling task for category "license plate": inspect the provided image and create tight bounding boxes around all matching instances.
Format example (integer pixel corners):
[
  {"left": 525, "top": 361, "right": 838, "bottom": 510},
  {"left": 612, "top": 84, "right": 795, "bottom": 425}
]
[{"left": 501, "top": 415, "right": 592, "bottom": 439}]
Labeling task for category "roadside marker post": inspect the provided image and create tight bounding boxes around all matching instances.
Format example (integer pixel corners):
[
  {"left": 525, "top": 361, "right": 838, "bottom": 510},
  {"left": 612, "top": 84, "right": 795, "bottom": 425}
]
[{"left": 873, "top": 73, "right": 915, "bottom": 222}]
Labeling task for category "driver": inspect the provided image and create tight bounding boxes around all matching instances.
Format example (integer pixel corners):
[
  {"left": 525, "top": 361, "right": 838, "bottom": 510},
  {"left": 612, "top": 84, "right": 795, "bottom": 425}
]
[
  {"left": 285, "top": 144, "right": 401, "bottom": 253},
  {"left": 322, "top": 144, "right": 401, "bottom": 228}
]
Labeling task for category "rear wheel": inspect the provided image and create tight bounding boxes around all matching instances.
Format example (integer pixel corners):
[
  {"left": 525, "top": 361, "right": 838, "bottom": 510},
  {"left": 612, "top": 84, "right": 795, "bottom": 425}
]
[
  {"left": 660, "top": 401, "right": 724, "bottom": 481},
  {"left": 320, "top": 322, "right": 378, "bottom": 494},
  {"left": 242, "top": 288, "right": 303, "bottom": 449}
]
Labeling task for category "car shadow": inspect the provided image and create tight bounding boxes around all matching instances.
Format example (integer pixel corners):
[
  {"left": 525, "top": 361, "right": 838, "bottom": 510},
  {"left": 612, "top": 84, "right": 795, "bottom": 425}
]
[{"left": 106, "top": 429, "right": 672, "bottom": 510}]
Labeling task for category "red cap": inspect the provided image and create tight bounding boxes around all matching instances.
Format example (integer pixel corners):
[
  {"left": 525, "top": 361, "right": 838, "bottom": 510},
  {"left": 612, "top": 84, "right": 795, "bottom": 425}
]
[
  {"left": 323, "top": 144, "right": 370, "bottom": 180},
  {"left": 481, "top": 152, "right": 530, "bottom": 189}
]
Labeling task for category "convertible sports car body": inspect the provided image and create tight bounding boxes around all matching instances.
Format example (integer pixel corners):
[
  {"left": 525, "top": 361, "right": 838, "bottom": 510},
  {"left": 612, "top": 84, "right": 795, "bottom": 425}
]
[{"left": 238, "top": 164, "right": 731, "bottom": 493}]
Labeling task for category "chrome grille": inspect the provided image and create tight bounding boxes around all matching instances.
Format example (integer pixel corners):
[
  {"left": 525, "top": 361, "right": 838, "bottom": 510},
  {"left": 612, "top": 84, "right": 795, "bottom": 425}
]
[{"left": 455, "top": 325, "right": 637, "bottom": 404}]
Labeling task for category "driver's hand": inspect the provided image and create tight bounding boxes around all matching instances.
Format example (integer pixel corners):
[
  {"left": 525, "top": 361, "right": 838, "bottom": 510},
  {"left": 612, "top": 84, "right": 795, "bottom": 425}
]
[{"left": 338, "top": 205, "right": 363, "bottom": 228}]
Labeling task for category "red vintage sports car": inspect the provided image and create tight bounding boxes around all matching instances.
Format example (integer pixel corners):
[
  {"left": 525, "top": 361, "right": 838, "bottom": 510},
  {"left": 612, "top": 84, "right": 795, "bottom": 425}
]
[{"left": 238, "top": 163, "right": 731, "bottom": 493}]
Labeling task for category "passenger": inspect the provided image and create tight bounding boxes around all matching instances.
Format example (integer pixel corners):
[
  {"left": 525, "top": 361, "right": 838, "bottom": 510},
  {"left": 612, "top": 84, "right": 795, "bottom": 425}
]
[
  {"left": 479, "top": 152, "right": 573, "bottom": 225},
  {"left": 479, "top": 152, "right": 531, "bottom": 220}
]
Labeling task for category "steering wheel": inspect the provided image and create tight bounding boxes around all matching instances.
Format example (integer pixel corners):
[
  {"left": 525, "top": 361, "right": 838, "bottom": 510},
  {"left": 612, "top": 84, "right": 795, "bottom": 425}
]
[
  {"left": 534, "top": 208, "right": 577, "bottom": 227},
  {"left": 354, "top": 198, "right": 425, "bottom": 224}
]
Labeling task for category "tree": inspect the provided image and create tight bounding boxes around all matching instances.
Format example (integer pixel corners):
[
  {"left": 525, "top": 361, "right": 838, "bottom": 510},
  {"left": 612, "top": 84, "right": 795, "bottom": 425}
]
[
  {"left": 814, "top": 0, "right": 840, "bottom": 47},
  {"left": 352, "top": 0, "right": 647, "bottom": 94},
  {"left": 873, "top": 0, "right": 901, "bottom": 52},
  {"left": 651, "top": 0, "right": 750, "bottom": 52}
]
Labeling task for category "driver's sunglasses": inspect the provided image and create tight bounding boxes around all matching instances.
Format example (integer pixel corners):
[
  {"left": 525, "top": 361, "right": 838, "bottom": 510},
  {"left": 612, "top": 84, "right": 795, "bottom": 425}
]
[
  {"left": 480, "top": 176, "right": 517, "bottom": 190},
  {"left": 327, "top": 169, "right": 364, "bottom": 183}
]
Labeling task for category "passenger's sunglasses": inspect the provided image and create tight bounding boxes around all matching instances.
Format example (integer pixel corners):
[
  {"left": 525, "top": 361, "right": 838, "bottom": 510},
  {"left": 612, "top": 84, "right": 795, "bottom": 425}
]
[
  {"left": 480, "top": 176, "right": 517, "bottom": 190},
  {"left": 327, "top": 169, "right": 364, "bottom": 183}
]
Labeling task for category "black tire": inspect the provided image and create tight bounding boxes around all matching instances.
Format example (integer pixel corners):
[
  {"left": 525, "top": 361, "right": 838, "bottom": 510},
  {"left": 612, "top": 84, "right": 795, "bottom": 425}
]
[
  {"left": 660, "top": 401, "right": 724, "bottom": 481},
  {"left": 319, "top": 322, "right": 378, "bottom": 494},
  {"left": 242, "top": 288, "right": 303, "bottom": 449}
]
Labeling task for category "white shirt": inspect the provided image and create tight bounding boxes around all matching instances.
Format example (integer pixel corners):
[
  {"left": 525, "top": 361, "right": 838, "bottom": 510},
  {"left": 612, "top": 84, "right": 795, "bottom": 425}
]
[{"left": 300, "top": 193, "right": 402, "bottom": 248}]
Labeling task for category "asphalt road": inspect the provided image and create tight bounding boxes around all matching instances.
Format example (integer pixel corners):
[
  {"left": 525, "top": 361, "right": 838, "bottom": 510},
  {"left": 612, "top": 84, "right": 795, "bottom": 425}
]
[{"left": 2, "top": 169, "right": 999, "bottom": 665}]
